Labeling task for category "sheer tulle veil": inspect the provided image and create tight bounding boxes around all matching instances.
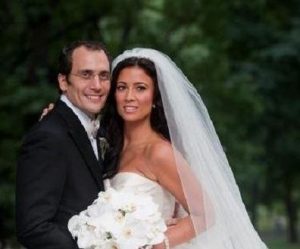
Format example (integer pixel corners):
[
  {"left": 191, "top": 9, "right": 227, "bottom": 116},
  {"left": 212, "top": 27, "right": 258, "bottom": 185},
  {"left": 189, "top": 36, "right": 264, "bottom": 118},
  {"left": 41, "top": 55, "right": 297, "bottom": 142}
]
[{"left": 112, "top": 48, "right": 267, "bottom": 249}]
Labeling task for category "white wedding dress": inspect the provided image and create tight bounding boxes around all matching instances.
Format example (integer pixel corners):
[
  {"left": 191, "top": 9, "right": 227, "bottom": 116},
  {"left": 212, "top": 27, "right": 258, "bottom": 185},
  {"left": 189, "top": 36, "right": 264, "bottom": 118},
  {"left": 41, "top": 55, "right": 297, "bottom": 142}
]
[{"left": 106, "top": 172, "right": 191, "bottom": 249}]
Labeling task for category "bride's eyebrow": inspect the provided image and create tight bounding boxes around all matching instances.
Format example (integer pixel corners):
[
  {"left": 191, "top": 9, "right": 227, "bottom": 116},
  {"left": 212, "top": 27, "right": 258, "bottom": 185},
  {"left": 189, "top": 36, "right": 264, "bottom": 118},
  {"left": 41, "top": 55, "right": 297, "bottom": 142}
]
[
  {"left": 134, "top": 82, "right": 148, "bottom": 86},
  {"left": 115, "top": 81, "right": 149, "bottom": 87}
]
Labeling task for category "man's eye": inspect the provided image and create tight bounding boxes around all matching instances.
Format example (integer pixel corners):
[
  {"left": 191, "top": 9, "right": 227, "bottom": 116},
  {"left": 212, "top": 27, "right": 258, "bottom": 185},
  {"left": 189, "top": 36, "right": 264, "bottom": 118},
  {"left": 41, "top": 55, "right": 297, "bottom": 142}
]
[
  {"left": 99, "top": 72, "right": 110, "bottom": 80},
  {"left": 80, "top": 72, "right": 91, "bottom": 79}
]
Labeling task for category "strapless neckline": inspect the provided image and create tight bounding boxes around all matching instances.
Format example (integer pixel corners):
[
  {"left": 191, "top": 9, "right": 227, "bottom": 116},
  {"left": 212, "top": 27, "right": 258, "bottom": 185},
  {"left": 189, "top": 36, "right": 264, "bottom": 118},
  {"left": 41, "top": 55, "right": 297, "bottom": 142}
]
[
  {"left": 114, "top": 171, "right": 158, "bottom": 184},
  {"left": 109, "top": 171, "right": 177, "bottom": 221},
  {"left": 107, "top": 172, "right": 189, "bottom": 249}
]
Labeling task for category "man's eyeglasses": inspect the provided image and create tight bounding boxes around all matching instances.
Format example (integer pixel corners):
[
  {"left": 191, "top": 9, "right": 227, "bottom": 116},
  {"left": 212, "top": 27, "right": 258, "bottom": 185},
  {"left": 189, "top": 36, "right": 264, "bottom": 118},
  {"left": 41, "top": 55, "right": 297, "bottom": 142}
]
[{"left": 70, "top": 70, "right": 110, "bottom": 82}]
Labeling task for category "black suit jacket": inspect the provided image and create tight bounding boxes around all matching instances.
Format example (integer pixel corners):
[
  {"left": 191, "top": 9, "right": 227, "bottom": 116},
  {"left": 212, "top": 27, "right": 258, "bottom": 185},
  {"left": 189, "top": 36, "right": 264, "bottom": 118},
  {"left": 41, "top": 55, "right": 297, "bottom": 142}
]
[{"left": 16, "top": 100, "right": 104, "bottom": 249}]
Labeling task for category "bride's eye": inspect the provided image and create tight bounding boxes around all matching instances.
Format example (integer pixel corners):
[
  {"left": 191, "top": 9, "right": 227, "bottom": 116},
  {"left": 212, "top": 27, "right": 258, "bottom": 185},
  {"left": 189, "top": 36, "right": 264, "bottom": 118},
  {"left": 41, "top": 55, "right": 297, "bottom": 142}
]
[
  {"left": 136, "top": 86, "right": 146, "bottom": 91},
  {"left": 116, "top": 85, "right": 126, "bottom": 91}
]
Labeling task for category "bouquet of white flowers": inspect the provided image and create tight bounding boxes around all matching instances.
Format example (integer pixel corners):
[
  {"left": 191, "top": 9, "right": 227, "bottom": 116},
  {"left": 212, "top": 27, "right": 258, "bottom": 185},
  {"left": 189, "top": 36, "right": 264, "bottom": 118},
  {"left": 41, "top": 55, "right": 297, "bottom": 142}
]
[{"left": 68, "top": 187, "right": 167, "bottom": 249}]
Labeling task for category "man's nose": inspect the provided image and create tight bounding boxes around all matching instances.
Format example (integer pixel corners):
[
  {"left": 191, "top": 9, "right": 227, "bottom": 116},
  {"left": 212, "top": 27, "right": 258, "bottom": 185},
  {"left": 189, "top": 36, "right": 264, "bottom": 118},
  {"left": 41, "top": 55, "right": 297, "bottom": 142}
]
[{"left": 90, "top": 75, "right": 103, "bottom": 89}]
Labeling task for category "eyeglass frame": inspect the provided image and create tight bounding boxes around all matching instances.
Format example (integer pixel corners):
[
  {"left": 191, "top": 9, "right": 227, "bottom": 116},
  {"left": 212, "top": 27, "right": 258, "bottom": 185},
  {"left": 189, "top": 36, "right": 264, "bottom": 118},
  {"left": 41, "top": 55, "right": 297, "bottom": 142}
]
[{"left": 69, "top": 69, "right": 110, "bottom": 82}]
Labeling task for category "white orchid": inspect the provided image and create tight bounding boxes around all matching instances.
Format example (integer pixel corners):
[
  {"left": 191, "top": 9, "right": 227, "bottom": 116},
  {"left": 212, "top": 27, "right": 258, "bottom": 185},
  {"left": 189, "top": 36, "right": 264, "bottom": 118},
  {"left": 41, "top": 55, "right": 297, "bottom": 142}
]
[{"left": 68, "top": 187, "right": 167, "bottom": 249}]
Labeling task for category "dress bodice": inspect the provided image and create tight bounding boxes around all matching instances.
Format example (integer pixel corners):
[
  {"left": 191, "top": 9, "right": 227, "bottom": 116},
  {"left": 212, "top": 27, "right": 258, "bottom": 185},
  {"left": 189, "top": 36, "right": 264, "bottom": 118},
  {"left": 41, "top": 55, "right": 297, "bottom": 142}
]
[
  {"left": 107, "top": 172, "right": 191, "bottom": 249},
  {"left": 108, "top": 172, "right": 176, "bottom": 220}
]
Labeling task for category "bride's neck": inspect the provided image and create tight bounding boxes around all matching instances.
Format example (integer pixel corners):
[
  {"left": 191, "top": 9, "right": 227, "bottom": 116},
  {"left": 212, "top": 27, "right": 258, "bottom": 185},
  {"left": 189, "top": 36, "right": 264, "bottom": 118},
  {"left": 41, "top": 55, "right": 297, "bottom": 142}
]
[{"left": 123, "top": 120, "right": 155, "bottom": 147}]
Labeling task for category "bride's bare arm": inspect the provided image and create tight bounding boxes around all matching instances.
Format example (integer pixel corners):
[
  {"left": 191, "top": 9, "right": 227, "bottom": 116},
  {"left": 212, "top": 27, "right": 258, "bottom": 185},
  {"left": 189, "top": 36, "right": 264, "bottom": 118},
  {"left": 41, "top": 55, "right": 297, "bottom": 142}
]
[{"left": 149, "top": 142, "right": 213, "bottom": 248}]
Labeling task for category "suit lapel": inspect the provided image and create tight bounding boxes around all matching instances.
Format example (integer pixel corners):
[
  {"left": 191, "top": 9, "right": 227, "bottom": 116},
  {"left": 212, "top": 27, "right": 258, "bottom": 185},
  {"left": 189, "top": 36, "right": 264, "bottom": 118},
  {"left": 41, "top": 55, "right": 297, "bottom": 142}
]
[{"left": 55, "top": 100, "right": 104, "bottom": 190}]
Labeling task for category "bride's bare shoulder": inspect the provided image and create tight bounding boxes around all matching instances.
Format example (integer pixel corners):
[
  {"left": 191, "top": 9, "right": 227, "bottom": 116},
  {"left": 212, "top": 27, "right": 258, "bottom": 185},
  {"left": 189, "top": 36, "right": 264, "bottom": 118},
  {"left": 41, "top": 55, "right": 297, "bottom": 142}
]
[{"left": 146, "top": 139, "right": 177, "bottom": 171}]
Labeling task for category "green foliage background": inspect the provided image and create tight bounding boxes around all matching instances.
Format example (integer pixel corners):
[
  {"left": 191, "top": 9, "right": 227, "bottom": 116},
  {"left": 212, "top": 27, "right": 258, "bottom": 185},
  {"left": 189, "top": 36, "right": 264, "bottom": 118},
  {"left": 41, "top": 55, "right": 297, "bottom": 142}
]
[{"left": 0, "top": 0, "right": 299, "bottom": 248}]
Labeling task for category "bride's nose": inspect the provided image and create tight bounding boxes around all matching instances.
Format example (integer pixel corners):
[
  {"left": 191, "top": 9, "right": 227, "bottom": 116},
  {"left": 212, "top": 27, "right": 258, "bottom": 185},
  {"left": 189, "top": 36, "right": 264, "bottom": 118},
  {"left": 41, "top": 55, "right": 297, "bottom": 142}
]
[{"left": 125, "top": 88, "right": 135, "bottom": 101}]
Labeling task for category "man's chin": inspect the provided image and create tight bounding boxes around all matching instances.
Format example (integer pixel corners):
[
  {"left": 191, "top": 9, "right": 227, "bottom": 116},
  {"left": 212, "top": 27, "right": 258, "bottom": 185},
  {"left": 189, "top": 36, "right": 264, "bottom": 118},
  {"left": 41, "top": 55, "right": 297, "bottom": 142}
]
[{"left": 86, "top": 106, "right": 104, "bottom": 116}]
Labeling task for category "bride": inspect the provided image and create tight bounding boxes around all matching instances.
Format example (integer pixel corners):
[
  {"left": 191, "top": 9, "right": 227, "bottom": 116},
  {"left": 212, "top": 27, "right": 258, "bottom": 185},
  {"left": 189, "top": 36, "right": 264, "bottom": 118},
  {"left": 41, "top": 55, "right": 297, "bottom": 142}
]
[{"left": 100, "top": 48, "right": 268, "bottom": 249}]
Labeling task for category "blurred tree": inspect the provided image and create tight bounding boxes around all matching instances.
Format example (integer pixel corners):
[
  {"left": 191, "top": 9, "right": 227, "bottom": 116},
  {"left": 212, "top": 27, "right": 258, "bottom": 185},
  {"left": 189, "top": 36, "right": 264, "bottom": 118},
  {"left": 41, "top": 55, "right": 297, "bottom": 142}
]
[
  {"left": 257, "top": 20, "right": 300, "bottom": 242},
  {"left": 226, "top": 0, "right": 300, "bottom": 242}
]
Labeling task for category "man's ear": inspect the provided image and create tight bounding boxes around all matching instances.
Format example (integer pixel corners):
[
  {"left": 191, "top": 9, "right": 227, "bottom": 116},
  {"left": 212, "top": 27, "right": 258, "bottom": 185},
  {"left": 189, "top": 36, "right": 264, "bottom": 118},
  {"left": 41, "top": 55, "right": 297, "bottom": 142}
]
[{"left": 58, "top": 74, "right": 68, "bottom": 92}]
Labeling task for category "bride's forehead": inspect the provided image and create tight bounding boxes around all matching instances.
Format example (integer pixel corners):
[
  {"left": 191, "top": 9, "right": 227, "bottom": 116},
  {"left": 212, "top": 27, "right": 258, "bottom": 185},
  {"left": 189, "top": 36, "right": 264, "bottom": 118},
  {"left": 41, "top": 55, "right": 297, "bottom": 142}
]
[
  {"left": 119, "top": 66, "right": 151, "bottom": 77},
  {"left": 117, "top": 67, "right": 154, "bottom": 83}
]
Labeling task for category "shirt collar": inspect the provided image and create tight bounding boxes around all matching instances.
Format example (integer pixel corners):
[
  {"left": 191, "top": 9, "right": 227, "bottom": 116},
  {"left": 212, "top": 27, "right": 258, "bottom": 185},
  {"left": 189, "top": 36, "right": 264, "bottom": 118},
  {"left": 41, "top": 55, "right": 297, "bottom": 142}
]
[{"left": 60, "top": 94, "right": 100, "bottom": 138}]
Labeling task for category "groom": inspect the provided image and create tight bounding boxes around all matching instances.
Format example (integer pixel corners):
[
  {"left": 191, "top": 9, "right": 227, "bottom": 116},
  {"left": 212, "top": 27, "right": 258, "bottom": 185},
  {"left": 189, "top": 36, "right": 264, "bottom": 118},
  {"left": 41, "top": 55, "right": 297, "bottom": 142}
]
[{"left": 16, "top": 41, "right": 111, "bottom": 248}]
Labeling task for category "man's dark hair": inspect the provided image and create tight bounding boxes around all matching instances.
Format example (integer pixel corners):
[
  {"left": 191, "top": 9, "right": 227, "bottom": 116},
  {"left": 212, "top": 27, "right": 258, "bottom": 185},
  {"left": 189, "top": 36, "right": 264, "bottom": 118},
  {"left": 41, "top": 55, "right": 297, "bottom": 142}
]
[{"left": 58, "top": 40, "right": 111, "bottom": 75}]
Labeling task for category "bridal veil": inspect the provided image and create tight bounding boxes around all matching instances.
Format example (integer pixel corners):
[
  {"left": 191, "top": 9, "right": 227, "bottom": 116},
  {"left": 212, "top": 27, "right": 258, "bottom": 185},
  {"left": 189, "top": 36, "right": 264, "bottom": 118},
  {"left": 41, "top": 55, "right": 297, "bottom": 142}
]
[{"left": 112, "top": 48, "right": 267, "bottom": 249}]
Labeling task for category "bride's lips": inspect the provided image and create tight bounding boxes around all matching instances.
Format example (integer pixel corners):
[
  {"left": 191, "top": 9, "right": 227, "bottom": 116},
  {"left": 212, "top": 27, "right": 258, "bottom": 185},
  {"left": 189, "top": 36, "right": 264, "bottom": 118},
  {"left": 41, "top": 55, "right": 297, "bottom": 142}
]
[{"left": 123, "top": 105, "right": 138, "bottom": 113}]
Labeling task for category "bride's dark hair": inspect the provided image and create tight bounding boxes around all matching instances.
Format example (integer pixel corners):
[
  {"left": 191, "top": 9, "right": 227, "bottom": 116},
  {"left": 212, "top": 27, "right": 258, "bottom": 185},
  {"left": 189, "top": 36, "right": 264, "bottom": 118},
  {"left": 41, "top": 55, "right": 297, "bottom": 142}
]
[{"left": 101, "top": 57, "right": 170, "bottom": 178}]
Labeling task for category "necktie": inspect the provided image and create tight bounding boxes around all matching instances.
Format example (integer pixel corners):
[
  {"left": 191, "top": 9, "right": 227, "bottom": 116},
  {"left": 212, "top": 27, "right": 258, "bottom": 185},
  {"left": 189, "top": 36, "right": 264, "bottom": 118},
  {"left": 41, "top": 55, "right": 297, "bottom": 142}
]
[{"left": 87, "top": 119, "right": 100, "bottom": 139}]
